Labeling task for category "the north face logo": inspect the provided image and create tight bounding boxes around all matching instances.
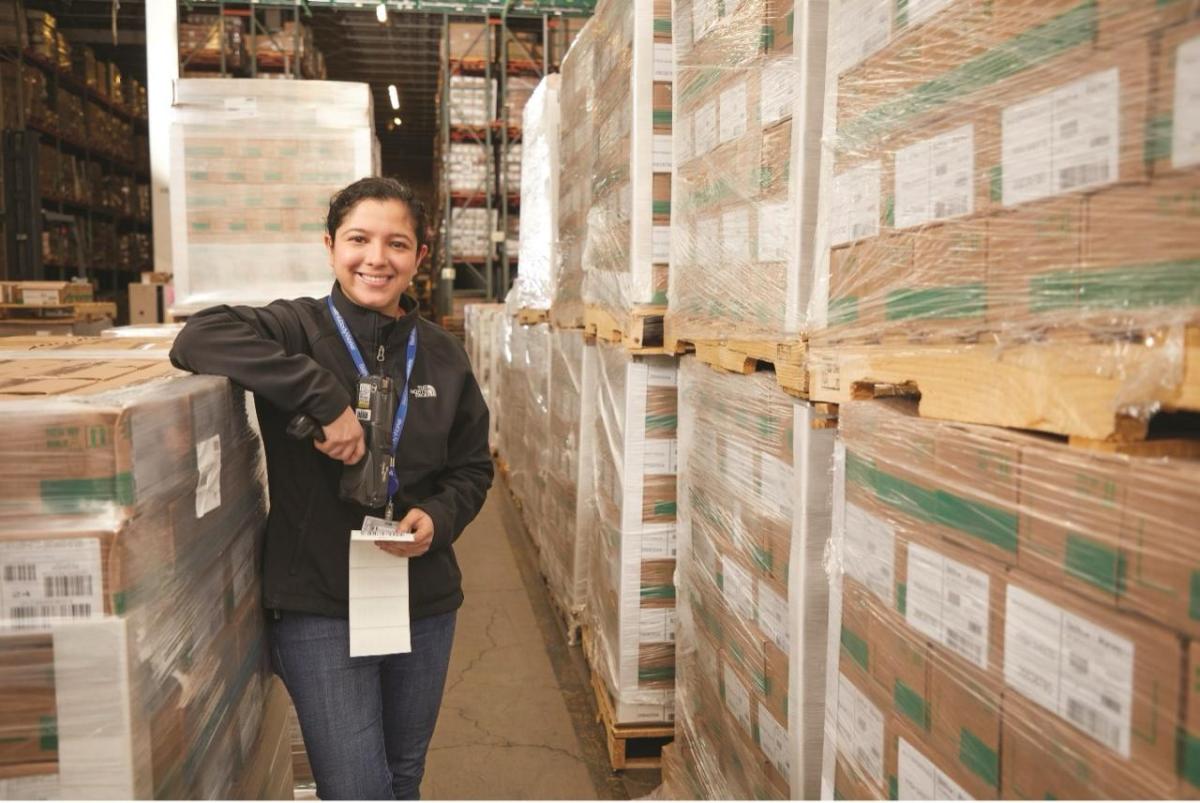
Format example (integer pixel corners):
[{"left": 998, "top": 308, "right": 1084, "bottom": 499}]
[{"left": 411, "top": 385, "right": 437, "bottom": 399}]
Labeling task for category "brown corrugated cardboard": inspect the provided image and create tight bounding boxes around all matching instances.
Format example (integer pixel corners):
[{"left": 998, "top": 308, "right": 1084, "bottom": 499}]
[
  {"left": 1003, "top": 570, "right": 1183, "bottom": 783},
  {"left": 128, "top": 282, "right": 166, "bottom": 325},
  {"left": 871, "top": 606, "right": 931, "bottom": 733},
  {"left": 932, "top": 419, "right": 1021, "bottom": 566},
  {"left": 835, "top": 755, "right": 885, "bottom": 800},
  {"left": 927, "top": 650, "right": 1003, "bottom": 794},
  {"left": 447, "top": 22, "right": 488, "bottom": 60},
  {"left": 233, "top": 678, "right": 293, "bottom": 800},
  {"left": 1097, "top": 0, "right": 1197, "bottom": 49},
  {"left": 0, "top": 635, "right": 57, "bottom": 767},
  {"left": 898, "top": 218, "right": 988, "bottom": 339},
  {"left": 985, "top": 195, "right": 1085, "bottom": 326},
  {"left": 1180, "top": 640, "right": 1200, "bottom": 797},
  {"left": 885, "top": 713, "right": 996, "bottom": 800}
]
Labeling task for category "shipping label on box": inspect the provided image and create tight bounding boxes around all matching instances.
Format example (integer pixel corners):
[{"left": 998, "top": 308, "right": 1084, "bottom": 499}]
[
  {"left": 1169, "top": 31, "right": 1200, "bottom": 171},
  {"left": 893, "top": 123, "right": 976, "bottom": 229},
  {"left": 904, "top": 542, "right": 990, "bottom": 671},
  {"left": 831, "top": 161, "right": 882, "bottom": 246},
  {"left": 896, "top": 735, "right": 972, "bottom": 800},
  {"left": 836, "top": 671, "right": 886, "bottom": 788},
  {"left": 843, "top": 501, "right": 897, "bottom": 607},
  {"left": 0, "top": 537, "right": 103, "bottom": 627}
]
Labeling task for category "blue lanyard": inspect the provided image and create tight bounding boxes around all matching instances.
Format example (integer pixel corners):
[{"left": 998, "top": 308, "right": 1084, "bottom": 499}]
[{"left": 326, "top": 296, "right": 418, "bottom": 503}]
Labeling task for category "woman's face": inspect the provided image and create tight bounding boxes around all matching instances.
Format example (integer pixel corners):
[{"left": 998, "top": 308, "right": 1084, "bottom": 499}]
[{"left": 325, "top": 198, "right": 428, "bottom": 316}]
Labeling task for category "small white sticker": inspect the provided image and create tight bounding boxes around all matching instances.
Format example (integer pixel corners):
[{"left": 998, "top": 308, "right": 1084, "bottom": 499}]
[
  {"left": 723, "top": 663, "right": 754, "bottom": 736},
  {"left": 653, "top": 225, "right": 672, "bottom": 264},
  {"left": 639, "top": 606, "right": 676, "bottom": 643},
  {"left": 653, "top": 133, "right": 674, "bottom": 171},
  {"left": 694, "top": 100, "right": 719, "bottom": 157},
  {"left": 761, "top": 61, "right": 796, "bottom": 126},
  {"left": 719, "top": 81, "right": 749, "bottom": 144},
  {"left": 905, "top": 543, "right": 990, "bottom": 670},
  {"left": 0, "top": 772, "right": 58, "bottom": 800},
  {"left": 1173, "top": 36, "right": 1200, "bottom": 168},
  {"left": 757, "top": 582, "right": 790, "bottom": 653},
  {"left": 831, "top": 162, "right": 881, "bottom": 246},
  {"left": 641, "top": 525, "right": 677, "bottom": 559},
  {"left": 843, "top": 503, "right": 895, "bottom": 605},
  {"left": 721, "top": 555, "right": 757, "bottom": 624},
  {"left": 758, "top": 702, "right": 791, "bottom": 777},
  {"left": 898, "top": 738, "right": 973, "bottom": 800},
  {"left": 643, "top": 438, "right": 678, "bottom": 475},
  {"left": 646, "top": 364, "right": 678, "bottom": 387},
  {"left": 1004, "top": 584, "right": 1135, "bottom": 757},
  {"left": 195, "top": 434, "right": 222, "bottom": 518},
  {"left": 902, "top": 0, "right": 955, "bottom": 27},
  {"left": 722, "top": 207, "right": 752, "bottom": 264},
  {"left": 758, "top": 453, "right": 794, "bottom": 517},
  {"left": 0, "top": 538, "right": 103, "bottom": 628},
  {"left": 894, "top": 124, "right": 974, "bottom": 228},
  {"left": 654, "top": 42, "right": 674, "bottom": 83},
  {"left": 677, "top": 112, "right": 694, "bottom": 164},
  {"left": 757, "top": 202, "right": 792, "bottom": 263},
  {"left": 353, "top": 517, "right": 416, "bottom": 542},
  {"left": 836, "top": 672, "right": 885, "bottom": 785}
]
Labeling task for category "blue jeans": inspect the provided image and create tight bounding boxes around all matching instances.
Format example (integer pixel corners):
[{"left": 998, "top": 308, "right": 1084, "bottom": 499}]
[{"left": 269, "top": 610, "right": 457, "bottom": 800}]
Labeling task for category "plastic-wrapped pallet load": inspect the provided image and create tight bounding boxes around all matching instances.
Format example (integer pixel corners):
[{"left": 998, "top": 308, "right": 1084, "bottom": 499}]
[
  {"left": 510, "top": 76, "right": 561, "bottom": 313},
  {"left": 540, "top": 329, "right": 597, "bottom": 634},
  {"left": 448, "top": 75, "right": 497, "bottom": 127},
  {"left": 553, "top": 17, "right": 598, "bottom": 329},
  {"left": 498, "top": 322, "right": 551, "bottom": 545},
  {"left": 667, "top": 357, "right": 836, "bottom": 799},
  {"left": 585, "top": 342, "right": 677, "bottom": 724},
  {"left": 464, "top": 303, "right": 507, "bottom": 452},
  {"left": 0, "top": 339, "right": 274, "bottom": 799},
  {"left": 446, "top": 143, "right": 489, "bottom": 195},
  {"left": 807, "top": 1, "right": 1200, "bottom": 436},
  {"left": 669, "top": 0, "right": 828, "bottom": 342},
  {"left": 582, "top": 0, "right": 674, "bottom": 333},
  {"left": 448, "top": 207, "right": 497, "bottom": 260},
  {"left": 169, "top": 79, "right": 377, "bottom": 314},
  {"left": 822, "top": 398, "right": 1200, "bottom": 800}
]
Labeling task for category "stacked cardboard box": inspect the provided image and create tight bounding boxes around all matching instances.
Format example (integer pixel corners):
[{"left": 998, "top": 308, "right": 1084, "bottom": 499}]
[
  {"left": 581, "top": 0, "right": 674, "bottom": 328},
  {"left": 447, "top": 22, "right": 489, "bottom": 61},
  {"left": 445, "top": 143, "right": 489, "bottom": 195},
  {"left": 497, "top": 321, "right": 551, "bottom": 543},
  {"left": 668, "top": 0, "right": 827, "bottom": 341},
  {"left": 584, "top": 343, "right": 678, "bottom": 724},
  {"left": 816, "top": 0, "right": 1200, "bottom": 345},
  {"left": 505, "top": 75, "right": 539, "bottom": 124},
  {"left": 448, "top": 75, "right": 497, "bottom": 127},
  {"left": 673, "top": 357, "right": 835, "bottom": 799},
  {"left": 178, "top": 14, "right": 246, "bottom": 70},
  {"left": 825, "top": 398, "right": 1198, "bottom": 799},
  {"left": 463, "top": 303, "right": 508, "bottom": 451},
  {"left": 169, "top": 79, "right": 377, "bottom": 313},
  {"left": 552, "top": 17, "right": 597, "bottom": 329},
  {"left": 0, "top": 339, "right": 276, "bottom": 798},
  {"left": 448, "top": 207, "right": 496, "bottom": 260},
  {"left": 510, "top": 76, "right": 560, "bottom": 312}
]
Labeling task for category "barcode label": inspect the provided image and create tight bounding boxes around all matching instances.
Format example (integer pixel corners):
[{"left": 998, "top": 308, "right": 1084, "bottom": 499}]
[
  {"left": 946, "top": 628, "right": 984, "bottom": 666},
  {"left": 1058, "top": 161, "right": 1109, "bottom": 191},
  {"left": 894, "top": 124, "right": 974, "bottom": 229},
  {"left": 4, "top": 565, "right": 36, "bottom": 582},
  {"left": 906, "top": 543, "right": 991, "bottom": 670},
  {"left": 1066, "top": 698, "right": 1123, "bottom": 752},
  {"left": 10, "top": 602, "right": 93, "bottom": 626},
  {"left": 44, "top": 575, "right": 92, "bottom": 598}
]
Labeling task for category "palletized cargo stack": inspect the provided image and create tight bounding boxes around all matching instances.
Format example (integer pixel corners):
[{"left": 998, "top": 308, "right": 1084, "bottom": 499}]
[
  {"left": 665, "top": 358, "right": 836, "bottom": 800},
  {"left": 464, "top": 302, "right": 508, "bottom": 452},
  {"left": 581, "top": 0, "right": 674, "bottom": 349},
  {"left": 0, "top": 337, "right": 290, "bottom": 798},
  {"left": 815, "top": 1, "right": 1200, "bottom": 799},
  {"left": 496, "top": 319, "right": 552, "bottom": 547}
]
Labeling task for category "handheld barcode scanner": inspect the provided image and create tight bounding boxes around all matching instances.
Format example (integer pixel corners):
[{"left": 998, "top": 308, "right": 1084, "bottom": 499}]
[{"left": 287, "top": 372, "right": 397, "bottom": 509}]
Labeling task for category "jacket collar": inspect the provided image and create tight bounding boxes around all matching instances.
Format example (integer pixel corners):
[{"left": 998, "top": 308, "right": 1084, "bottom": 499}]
[{"left": 328, "top": 282, "right": 419, "bottom": 347}]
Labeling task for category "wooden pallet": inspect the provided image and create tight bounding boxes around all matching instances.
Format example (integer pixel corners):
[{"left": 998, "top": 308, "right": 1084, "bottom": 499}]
[
  {"left": 543, "top": 584, "right": 583, "bottom": 646},
  {"left": 665, "top": 323, "right": 809, "bottom": 399},
  {"left": 515, "top": 307, "right": 549, "bottom": 326},
  {"left": 0, "top": 301, "right": 116, "bottom": 321},
  {"left": 581, "top": 626, "right": 674, "bottom": 772},
  {"left": 807, "top": 327, "right": 1200, "bottom": 442},
  {"left": 584, "top": 305, "right": 668, "bottom": 353}
]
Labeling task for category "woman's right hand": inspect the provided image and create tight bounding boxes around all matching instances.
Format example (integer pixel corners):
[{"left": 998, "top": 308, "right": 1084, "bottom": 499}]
[{"left": 315, "top": 406, "right": 366, "bottom": 465}]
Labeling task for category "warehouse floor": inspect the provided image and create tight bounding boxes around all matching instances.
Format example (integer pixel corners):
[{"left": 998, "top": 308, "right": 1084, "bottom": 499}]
[{"left": 423, "top": 478, "right": 661, "bottom": 800}]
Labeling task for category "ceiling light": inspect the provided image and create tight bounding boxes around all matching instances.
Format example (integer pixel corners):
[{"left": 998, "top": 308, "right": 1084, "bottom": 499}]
[
  {"left": 376, "top": 3, "right": 387, "bottom": 23},
  {"left": 388, "top": 84, "right": 400, "bottom": 110},
  {"left": 393, "top": 116, "right": 403, "bottom": 126}
]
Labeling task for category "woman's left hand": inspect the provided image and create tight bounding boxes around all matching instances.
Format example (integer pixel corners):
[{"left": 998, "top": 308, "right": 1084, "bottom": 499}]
[{"left": 375, "top": 507, "right": 434, "bottom": 558}]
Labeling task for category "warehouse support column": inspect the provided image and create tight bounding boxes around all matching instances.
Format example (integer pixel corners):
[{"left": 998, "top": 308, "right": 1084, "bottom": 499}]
[{"left": 146, "top": 0, "right": 178, "bottom": 277}]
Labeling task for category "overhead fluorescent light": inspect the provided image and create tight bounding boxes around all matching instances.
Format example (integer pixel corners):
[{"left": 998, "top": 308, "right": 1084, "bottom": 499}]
[
  {"left": 388, "top": 84, "right": 400, "bottom": 110},
  {"left": 393, "top": 116, "right": 403, "bottom": 126},
  {"left": 376, "top": 3, "right": 387, "bottom": 23}
]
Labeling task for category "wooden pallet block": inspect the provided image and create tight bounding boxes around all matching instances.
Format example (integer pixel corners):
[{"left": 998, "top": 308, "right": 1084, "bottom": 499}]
[
  {"left": 807, "top": 327, "right": 1200, "bottom": 442},
  {"left": 665, "top": 325, "right": 810, "bottom": 399},
  {"left": 580, "top": 626, "right": 673, "bottom": 772},
  {"left": 515, "top": 308, "right": 549, "bottom": 326},
  {"left": 0, "top": 301, "right": 116, "bottom": 321},
  {"left": 543, "top": 583, "right": 582, "bottom": 646},
  {"left": 584, "top": 305, "right": 668, "bottom": 354}
]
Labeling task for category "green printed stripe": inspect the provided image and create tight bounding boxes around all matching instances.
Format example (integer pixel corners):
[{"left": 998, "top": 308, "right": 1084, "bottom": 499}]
[
  {"left": 839, "top": 1, "right": 1097, "bottom": 146},
  {"left": 654, "top": 500, "right": 678, "bottom": 516},
  {"left": 652, "top": 199, "right": 672, "bottom": 215},
  {"left": 889, "top": 775, "right": 898, "bottom": 800},
  {"left": 897, "top": 582, "right": 907, "bottom": 616},
  {"left": 641, "top": 584, "right": 676, "bottom": 601},
  {"left": 1078, "top": 260, "right": 1200, "bottom": 310},
  {"left": 829, "top": 296, "right": 861, "bottom": 326},
  {"left": 39, "top": 716, "right": 57, "bottom": 752},
  {"left": 894, "top": 680, "right": 929, "bottom": 730},
  {"left": 884, "top": 284, "right": 987, "bottom": 321},
  {"left": 680, "top": 67, "right": 723, "bottom": 103},
  {"left": 1065, "top": 534, "right": 1125, "bottom": 595},
  {"left": 651, "top": 290, "right": 669, "bottom": 305},
  {"left": 841, "top": 626, "right": 869, "bottom": 671},
  {"left": 960, "top": 727, "right": 999, "bottom": 788},
  {"left": 41, "top": 473, "right": 134, "bottom": 511},
  {"left": 646, "top": 413, "right": 677, "bottom": 430},
  {"left": 654, "top": 18, "right": 672, "bottom": 35},
  {"left": 1145, "top": 113, "right": 1173, "bottom": 164},
  {"left": 1181, "top": 729, "right": 1200, "bottom": 789},
  {"left": 639, "top": 666, "right": 676, "bottom": 683},
  {"left": 1190, "top": 572, "right": 1200, "bottom": 622}
]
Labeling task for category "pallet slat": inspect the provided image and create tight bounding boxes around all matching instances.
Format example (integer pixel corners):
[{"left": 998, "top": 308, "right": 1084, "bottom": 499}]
[{"left": 584, "top": 305, "right": 667, "bottom": 353}]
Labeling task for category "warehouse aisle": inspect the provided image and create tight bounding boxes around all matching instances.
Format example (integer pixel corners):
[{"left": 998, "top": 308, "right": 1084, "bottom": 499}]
[{"left": 424, "top": 480, "right": 660, "bottom": 800}]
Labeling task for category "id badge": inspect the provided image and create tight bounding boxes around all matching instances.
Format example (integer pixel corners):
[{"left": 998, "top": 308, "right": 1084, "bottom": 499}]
[
  {"left": 355, "top": 379, "right": 374, "bottom": 421},
  {"left": 353, "top": 515, "right": 415, "bottom": 542}
]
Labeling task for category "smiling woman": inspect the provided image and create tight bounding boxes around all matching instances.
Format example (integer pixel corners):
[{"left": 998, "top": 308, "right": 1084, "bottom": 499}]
[{"left": 168, "top": 175, "right": 493, "bottom": 800}]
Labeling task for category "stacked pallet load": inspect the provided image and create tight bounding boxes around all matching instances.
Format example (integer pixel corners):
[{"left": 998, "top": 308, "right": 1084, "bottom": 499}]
[
  {"left": 816, "top": 1, "right": 1200, "bottom": 798},
  {"left": 496, "top": 320, "right": 551, "bottom": 546},
  {"left": 664, "top": 357, "right": 836, "bottom": 799},
  {"left": 445, "top": 143, "right": 489, "bottom": 197},
  {"left": 463, "top": 303, "right": 508, "bottom": 452},
  {"left": 581, "top": 0, "right": 674, "bottom": 349},
  {"left": 169, "top": 79, "right": 377, "bottom": 315},
  {"left": 667, "top": 0, "right": 826, "bottom": 380},
  {"left": 0, "top": 337, "right": 286, "bottom": 798},
  {"left": 552, "top": 16, "right": 597, "bottom": 330},
  {"left": 509, "top": 75, "right": 561, "bottom": 319},
  {"left": 583, "top": 343, "right": 678, "bottom": 739}
]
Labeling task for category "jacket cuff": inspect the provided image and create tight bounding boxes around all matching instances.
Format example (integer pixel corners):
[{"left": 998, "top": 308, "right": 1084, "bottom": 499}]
[
  {"left": 420, "top": 497, "right": 455, "bottom": 551},
  {"left": 313, "top": 391, "right": 351, "bottom": 427}
]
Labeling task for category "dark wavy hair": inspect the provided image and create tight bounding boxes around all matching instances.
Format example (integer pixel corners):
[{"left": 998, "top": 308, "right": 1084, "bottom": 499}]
[{"left": 325, "top": 177, "right": 429, "bottom": 248}]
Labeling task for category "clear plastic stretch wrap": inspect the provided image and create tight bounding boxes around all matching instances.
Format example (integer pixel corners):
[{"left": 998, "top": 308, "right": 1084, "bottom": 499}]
[
  {"left": 582, "top": 0, "right": 674, "bottom": 325},
  {"left": 0, "top": 340, "right": 274, "bottom": 799},
  {"left": 668, "top": 0, "right": 829, "bottom": 341},
  {"left": 553, "top": 17, "right": 598, "bottom": 329},
  {"left": 498, "top": 322, "right": 551, "bottom": 547},
  {"left": 169, "top": 79, "right": 377, "bottom": 313},
  {"left": 585, "top": 342, "right": 677, "bottom": 724},
  {"left": 510, "top": 76, "right": 561, "bottom": 313},
  {"left": 448, "top": 207, "right": 497, "bottom": 260},
  {"left": 448, "top": 75, "right": 497, "bottom": 128},
  {"left": 822, "top": 398, "right": 1200, "bottom": 800},
  {"left": 463, "top": 303, "right": 507, "bottom": 451},
  {"left": 671, "top": 357, "right": 835, "bottom": 800},
  {"left": 812, "top": 1, "right": 1200, "bottom": 396},
  {"left": 446, "top": 143, "right": 489, "bottom": 195},
  {"left": 539, "top": 329, "right": 597, "bottom": 626}
]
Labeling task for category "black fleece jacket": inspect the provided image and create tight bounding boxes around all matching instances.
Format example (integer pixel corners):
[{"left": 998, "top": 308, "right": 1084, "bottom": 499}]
[{"left": 169, "top": 283, "right": 493, "bottom": 620}]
